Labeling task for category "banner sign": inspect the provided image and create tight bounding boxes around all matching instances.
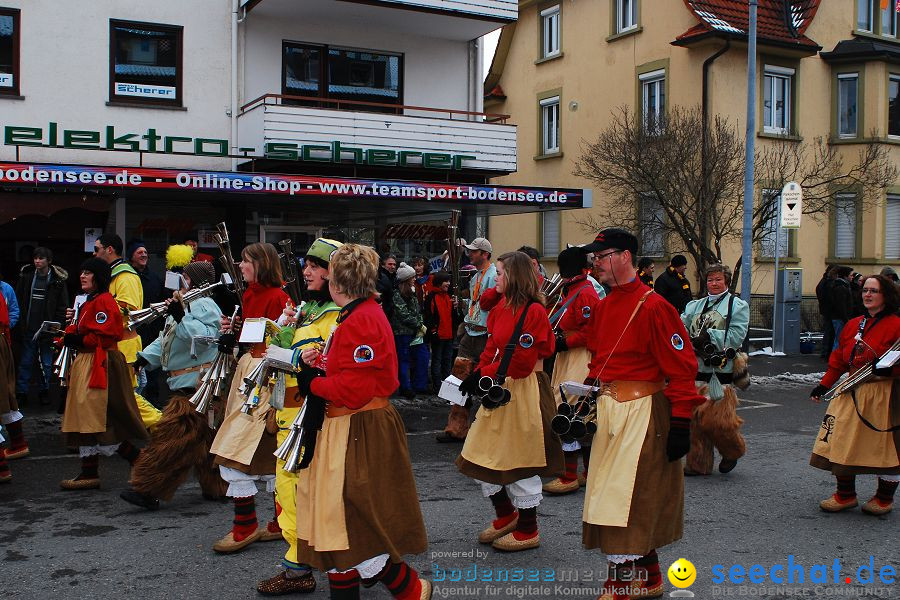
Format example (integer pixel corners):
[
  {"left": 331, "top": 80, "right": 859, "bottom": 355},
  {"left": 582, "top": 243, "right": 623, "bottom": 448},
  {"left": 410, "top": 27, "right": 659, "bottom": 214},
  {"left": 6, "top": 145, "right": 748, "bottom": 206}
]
[
  {"left": 0, "top": 73, "right": 12, "bottom": 88},
  {"left": 0, "top": 161, "right": 591, "bottom": 208},
  {"left": 114, "top": 82, "right": 177, "bottom": 99}
]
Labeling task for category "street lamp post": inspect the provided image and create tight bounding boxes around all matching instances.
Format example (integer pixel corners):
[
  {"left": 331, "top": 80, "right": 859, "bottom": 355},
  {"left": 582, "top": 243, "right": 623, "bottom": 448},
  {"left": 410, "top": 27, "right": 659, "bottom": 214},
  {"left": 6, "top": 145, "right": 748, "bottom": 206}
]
[{"left": 741, "top": 0, "right": 758, "bottom": 304}]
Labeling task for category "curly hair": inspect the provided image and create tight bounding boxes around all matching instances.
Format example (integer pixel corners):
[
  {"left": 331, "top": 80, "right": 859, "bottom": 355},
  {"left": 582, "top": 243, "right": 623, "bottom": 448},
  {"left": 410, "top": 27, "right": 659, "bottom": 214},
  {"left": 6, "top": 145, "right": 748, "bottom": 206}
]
[
  {"left": 497, "top": 251, "right": 544, "bottom": 309},
  {"left": 330, "top": 244, "right": 379, "bottom": 300},
  {"left": 241, "top": 242, "right": 283, "bottom": 288},
  {"left": 863, "top": 274, "right": 899, "bottom": 314},
  {"left": 704, "top": 263, "right": 732, "bottom": 287}
]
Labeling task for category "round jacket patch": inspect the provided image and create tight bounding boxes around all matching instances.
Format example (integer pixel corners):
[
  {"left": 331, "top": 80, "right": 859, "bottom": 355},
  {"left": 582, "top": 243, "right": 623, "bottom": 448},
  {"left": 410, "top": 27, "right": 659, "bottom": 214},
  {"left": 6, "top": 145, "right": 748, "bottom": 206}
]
[
  {"left": 581, "top": 306, "right": 591, "bottom": 319},
  {"left": 95, "top": 311, "right": 108, "bottom": 324},
  {"left": 671, "top": 334, "right": 684, "bottom": 350},
  {"left": 353, "top": 345, "right": 374, "bottom": 363},
  {"left": 519, "top": 333, "right": 534, "bottom": 349}
]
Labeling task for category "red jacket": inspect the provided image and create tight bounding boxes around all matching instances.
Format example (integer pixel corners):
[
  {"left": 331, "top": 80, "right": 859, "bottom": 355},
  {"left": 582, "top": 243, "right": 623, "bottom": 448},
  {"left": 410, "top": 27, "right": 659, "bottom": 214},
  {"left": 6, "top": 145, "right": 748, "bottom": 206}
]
[
  {"left": 821, "top": 312, "right": 900, "bottom": 388},
  {"left": 66, "top": 292, "right": 123, "bottom": 389},
  {"left": 424, "top": 290, "right": 454, "bottom": 341},
  {"left": 585, "top": 279, "right": 703, "bottom": 419},
  {"left": 0, "top": 292, "right": 9, "bottom": 344},
  {"left": 311, "top": 297, "right": 400, "bottom": 409},
  {"left": 242, "top": 282, "right": 291, "bottom": 320},
  {"left": 477, "top": 300, "right": 554, "bottom": 380},
  {"left": 552, "top": 275, "right": 602, "bottom": 349}
]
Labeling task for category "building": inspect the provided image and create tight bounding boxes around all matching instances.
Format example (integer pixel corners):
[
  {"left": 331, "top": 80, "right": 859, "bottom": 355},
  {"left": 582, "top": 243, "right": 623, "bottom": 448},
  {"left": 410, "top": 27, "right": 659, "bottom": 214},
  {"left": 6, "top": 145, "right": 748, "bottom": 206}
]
[
  {"left": 0, "top": 0, "right": 590, "bottom": 286},
  {"left": 484, "top": 0, "right": 900, "bottom": 298}
]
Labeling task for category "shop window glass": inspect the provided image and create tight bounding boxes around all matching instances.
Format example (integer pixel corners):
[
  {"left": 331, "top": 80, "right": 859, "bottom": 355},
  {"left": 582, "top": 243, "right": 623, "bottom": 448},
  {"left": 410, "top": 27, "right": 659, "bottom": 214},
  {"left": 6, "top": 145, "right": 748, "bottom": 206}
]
[
  {"left": 110, "top": 20, "right": 182, "bottom": 105},
  {"left": 0, "top": 8, "right": 19, "bottom": 95}
]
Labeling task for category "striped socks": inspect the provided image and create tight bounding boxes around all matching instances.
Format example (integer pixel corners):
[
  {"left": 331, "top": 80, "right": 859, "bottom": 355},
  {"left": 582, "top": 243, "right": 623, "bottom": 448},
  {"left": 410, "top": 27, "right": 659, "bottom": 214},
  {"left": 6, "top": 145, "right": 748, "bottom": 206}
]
[
  {"left": 512, "top": 506, "right": 538, "bottom": 541},
  {"left": 635, "top": 550, "right": 662, "bottom": 587},
  {"left": 875, "top": 478, "right": 898, "bottom": 507},
  {"left": 377, "top": 561, "right": 423, "bottom": 600},
  {"left": 561, "top": 451, "right": 578, "bottom": 483},
  {"left": 0, "top": 448, "right": 10, "bottom": 481},
  {"left": 835, "top": 475, "right": 856, "bottom": 502},
  {"left": 5, "top": 420, "right": 27, "bottom": 452},
  {"left": 232, "top": 496, "right": 258, "bottom": 541},
  {"left": 489, "top": 488, "right": 517, "bottom": 530},
  {"left": 328, "top": 570, "right": 361, "bottom": 600},
  {"left": 79, "top": 455, "right": 99, "bottom": 480}
]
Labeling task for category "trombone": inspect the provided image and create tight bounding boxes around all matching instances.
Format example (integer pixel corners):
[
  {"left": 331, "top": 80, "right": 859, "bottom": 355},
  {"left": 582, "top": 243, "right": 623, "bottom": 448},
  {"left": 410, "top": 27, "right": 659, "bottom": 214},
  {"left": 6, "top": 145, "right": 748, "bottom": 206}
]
[{"left": 215, "top": 222, "right": 244, "bottom": 306}]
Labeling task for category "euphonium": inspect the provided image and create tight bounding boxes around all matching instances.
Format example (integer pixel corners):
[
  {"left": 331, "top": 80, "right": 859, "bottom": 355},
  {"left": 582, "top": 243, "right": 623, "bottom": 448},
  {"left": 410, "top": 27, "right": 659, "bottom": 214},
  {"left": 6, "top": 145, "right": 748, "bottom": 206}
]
[{"left": 278, "top": 239, "right": 303, "bottom": 306}]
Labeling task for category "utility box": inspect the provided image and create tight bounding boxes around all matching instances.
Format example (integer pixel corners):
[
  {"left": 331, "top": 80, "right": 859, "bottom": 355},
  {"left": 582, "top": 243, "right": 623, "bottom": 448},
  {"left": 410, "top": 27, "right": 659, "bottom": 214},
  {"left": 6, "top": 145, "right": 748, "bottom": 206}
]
[{"left": 774, "top": 268, "right": 802, "bottom": 354}]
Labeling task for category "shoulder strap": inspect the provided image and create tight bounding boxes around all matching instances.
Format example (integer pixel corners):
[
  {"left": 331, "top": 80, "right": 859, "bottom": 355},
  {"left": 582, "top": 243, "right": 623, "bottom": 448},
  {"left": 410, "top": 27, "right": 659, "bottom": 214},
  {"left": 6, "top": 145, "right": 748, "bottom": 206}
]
[
  {"left": 549, "top": 283, "right": 591, "bottom": 326},
  {"left": 593, "top": 289, "right": 653, "bottom": 384},
  {"left": 495, "top": 302, "right": 534, "bottom": 384}
]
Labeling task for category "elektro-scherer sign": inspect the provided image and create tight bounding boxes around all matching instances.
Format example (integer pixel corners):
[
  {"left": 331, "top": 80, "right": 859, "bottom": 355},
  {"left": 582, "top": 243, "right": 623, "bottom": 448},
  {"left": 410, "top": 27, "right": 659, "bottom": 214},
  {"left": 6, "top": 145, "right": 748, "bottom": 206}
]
[
  {"left": 0, "top": 162, "right": 591, "bottom": 208},
  {"left": 3, "top": 123, "right": 477, "bottom": 170}
]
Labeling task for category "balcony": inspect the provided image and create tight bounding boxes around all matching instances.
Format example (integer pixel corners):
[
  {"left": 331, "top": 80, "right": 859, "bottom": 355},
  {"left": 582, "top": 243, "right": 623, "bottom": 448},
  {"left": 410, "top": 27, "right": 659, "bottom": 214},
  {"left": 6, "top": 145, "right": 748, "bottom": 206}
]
[
  {"left": 241, "top": 0, "right": 514, "bottom": 41},
  {"left": 237, "top": 94, "right": 517, "bottom": 174}
]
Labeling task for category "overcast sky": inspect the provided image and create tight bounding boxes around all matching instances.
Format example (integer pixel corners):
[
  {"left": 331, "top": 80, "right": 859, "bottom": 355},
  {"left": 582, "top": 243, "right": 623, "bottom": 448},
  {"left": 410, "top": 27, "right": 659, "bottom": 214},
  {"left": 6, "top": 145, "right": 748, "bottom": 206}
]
[{"left": 482, "top": 29, "right": 501, "bottom": 78}]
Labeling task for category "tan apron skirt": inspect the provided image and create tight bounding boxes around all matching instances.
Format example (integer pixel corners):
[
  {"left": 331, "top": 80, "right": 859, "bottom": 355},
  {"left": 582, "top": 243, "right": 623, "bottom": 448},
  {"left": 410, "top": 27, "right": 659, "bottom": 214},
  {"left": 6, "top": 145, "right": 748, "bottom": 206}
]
[
  {"left": 0, "top": 337, "right": 17, "bottom": 414},
  {"left": 296, "top": 404, "right": 427, "bottom": 572},
  {"left": 456, "top": 371, "right": 564, "bottom": 485},
  {"left": 550, "top": 346, "right": 592, "bottom": 406},
  {"left": 210, "top": 353, "right": 277, "bottom": 475},
  {"left": 582, "top": 391, "right": 684, "bottom": 556},
  {"left": 62, "top": 350, "right": 148, "bottom": 446},
  {"left": 810, "top": 379, "right": 900, "bottom": 476}
]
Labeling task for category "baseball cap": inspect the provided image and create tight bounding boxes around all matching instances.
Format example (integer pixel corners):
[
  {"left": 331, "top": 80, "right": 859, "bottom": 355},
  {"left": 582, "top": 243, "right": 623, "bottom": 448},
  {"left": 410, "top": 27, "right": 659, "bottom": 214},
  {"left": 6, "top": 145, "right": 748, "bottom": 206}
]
[
  {"left": 582, "top": 228, "right": 638, "bottom": 255},
  {"left": 464, "top": 238, "right": 493, "bottom": 253}
]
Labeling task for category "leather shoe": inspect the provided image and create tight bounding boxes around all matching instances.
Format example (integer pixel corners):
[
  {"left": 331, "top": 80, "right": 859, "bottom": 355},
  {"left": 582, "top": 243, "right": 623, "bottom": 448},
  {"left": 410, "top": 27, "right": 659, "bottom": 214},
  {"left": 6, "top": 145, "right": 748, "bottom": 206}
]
[
  {"left": 256, "top": 571, "right": 316, "bottom": 596},
  {"left": 120, "top": 489, "right": 160, "bottom": 511}
]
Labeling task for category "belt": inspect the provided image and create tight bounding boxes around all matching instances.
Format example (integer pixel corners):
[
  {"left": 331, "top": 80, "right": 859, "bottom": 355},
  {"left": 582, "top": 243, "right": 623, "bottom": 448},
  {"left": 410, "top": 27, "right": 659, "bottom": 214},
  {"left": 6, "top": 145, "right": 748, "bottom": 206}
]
[
  {"left": 326, "top": 396, "right": 389, "bottom": 418},
  {"left": 169, "top": 362, "right": 212, "bottom": 377},
  {"left": 283, "top": 386, "right": 303, "bottom": 408},
  {"left": 598, "top": 380, "right": 665, "bottom": 403},
  {"left": 465, "top": 324, "right": 488, "bottom": 333}
]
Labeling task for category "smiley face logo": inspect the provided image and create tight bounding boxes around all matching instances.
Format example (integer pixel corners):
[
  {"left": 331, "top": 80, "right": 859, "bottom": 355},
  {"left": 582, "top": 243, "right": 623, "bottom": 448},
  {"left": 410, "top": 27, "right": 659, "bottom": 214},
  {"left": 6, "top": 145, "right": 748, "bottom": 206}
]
[{"left": 667, "top": 558, "right": 696, "bottom": 588}]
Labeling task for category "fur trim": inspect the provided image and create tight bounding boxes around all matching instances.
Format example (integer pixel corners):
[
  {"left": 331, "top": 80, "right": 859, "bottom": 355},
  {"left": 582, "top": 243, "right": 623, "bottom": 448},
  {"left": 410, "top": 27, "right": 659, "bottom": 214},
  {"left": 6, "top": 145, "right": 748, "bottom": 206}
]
[
  {"left": 166, "top": 244, "right": 195, "bottom": 270},
  {"left": 686, "top": 385, "right": 746, "bottom": 474},
  {"left": 129, "top": 395, "right": 224, "bottom": 500},
  {"left": 732, "top": 352, "right": 750, "bottom": 390}
]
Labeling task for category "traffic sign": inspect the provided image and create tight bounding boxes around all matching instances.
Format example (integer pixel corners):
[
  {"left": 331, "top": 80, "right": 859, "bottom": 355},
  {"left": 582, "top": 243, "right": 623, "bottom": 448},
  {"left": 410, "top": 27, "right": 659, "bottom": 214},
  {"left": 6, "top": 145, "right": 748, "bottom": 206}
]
[{"left": 780, "top": 182, "right": 802, "bottom": 229}]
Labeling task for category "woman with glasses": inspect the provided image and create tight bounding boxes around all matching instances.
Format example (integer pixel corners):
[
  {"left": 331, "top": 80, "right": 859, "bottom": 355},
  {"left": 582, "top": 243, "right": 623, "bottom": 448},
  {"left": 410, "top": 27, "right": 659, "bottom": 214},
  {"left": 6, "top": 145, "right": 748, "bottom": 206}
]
[
  {"left": 456, "top": 251, "right": 563, "bottom": 552},
  {"left": 810, "top": 274, "right": 900, "bottom": 516}
]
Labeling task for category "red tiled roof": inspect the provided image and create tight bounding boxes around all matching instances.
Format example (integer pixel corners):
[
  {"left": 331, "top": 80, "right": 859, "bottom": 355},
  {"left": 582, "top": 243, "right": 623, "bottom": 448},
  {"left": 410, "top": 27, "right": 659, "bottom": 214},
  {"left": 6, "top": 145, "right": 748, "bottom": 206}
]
[
  {"left": 485, "top": 84, "right": 506, "bottom": 101},
  {"left": 675, "top": 0, "right": 821, "bottom": 51}
]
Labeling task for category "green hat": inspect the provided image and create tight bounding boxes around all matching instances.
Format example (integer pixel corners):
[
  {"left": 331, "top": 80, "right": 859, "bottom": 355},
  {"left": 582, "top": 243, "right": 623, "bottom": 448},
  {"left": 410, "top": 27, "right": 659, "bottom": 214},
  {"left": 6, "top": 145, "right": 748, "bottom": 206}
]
[{"left": 306, "top": 238, "right": 343, "bottom": 264}]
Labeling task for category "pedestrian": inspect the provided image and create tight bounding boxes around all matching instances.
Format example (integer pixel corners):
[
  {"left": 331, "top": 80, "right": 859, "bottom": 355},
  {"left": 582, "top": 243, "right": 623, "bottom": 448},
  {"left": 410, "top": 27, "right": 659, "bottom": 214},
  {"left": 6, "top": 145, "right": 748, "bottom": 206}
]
[
  {"left": 654, "top": 254, "right": 692, "bottom": 313},
  {"left": 119, "top": 259, "right": 226, "bottom": 511},
  {"left": 681, "top": 264, "right": 749, "bottom": 476},
  {"left": 816, "top": 265, "right": 838, "bottom": 359},
  {"left": 436, "top": 237, "right": 496, "bottom": 443},
  {"left": 637, "top": 257, "right": 655, "bottom": 288},
  {"left": 185, "top": 235, "right": 215, "bottom": 263},
  {"left": 59, "top": 258, "right": 148, "bottom": 490},
  {"left": 208, "top": 242, "right": 291, "bottom": 553},
  {"left": 391, "top": 262, "right": 428, "bottom": 399},
  {"left": 0, "top": 290, "right": 17, "bottom": 482},
  {"left": 128, "top": 240, "right": 165, "bottom": 406},
  {"left": 0, "top": 269, "right": 19, "bottom": 330},
  {"left": 94, "top": 234, "right": 144, "bottom": 367},
  {"left": 456, "top": 251, "right": 563, "bottom": 552},
  {"left": 411, "top": 255, "right": 434, "bottom": 308},
  {"left": 376, "top": 253, "right": 398, "bottom": 319},
  {"left": 809, "top": 274, "right": 899, "bottom": 516},
  {"left": 256, "top": 238, "right": 343, "bottom": 596},
  {"left": 543, "top": 246, "right": 603, "bottom": 496},
  {"left": 294, "top": 243, "right": 430, "bottom": 599},
  {"left": 580, "top": 228, "right": 704, "bottom": 599},
  {"left": 423, "top": 271, "right": 456, "bottom": 392},
  {"left": 828, "top": 266, "right": 854, "bottom": 350},
  {"left": 14, "top": 247, "right": 67, "bottom": 407}
]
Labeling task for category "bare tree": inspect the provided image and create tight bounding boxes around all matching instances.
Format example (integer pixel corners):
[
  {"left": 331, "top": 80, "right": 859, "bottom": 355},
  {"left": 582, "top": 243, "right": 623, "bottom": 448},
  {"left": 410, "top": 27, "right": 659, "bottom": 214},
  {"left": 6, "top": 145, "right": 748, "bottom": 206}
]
[{"left": 574, "top": 105, "right": 898, "bottom": 291}]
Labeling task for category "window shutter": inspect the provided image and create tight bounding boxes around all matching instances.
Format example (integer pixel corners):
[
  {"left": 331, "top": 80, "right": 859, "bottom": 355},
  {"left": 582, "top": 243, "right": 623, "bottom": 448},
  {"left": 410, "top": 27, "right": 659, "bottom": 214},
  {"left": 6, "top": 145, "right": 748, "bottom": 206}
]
[
  {"left": 834, "top": 195, "right": 857, "bottom": 258},
  {"left": 542, "top": 211, "right": 560, "bottom": 257},
  {"left": 885, "top": 195, "right": 900, "bottom": 259}
]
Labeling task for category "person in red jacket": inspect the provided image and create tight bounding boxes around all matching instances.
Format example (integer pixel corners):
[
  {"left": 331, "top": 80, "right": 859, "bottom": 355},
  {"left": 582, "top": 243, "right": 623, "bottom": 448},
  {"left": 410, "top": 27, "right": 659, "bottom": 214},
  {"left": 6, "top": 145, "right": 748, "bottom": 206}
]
[
  {"left": 810, "top": 274, "right": 899, "bottom": 516},
  {"left": 0, "top": 292, "right": 15, "bottom": 482},
  {"left": 424, "top": 271, "right": 457, "bottom": 392},
  {"left": 59, "top": 258, "right": 148, "bottom": 490},
  {"left": 543, "top": 246, "right": 604, "bottom": 496},
  {"left": 209, "top": 242, "right": 292, "bottom": 554},
  {"left": 456, "top": 251, "right": 564, "bottom": 553},
  {"left": 294, "top": 243, "right": 430, "bottom": 600},
  {"left": 580, "top": 229, "right": 703, "bottom": 600}
]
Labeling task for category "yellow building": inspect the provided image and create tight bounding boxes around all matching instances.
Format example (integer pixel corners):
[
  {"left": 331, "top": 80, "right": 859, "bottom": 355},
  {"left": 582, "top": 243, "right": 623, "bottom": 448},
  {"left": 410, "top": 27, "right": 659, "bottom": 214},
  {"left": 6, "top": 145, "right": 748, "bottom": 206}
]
[{"left": 485, "top": 0, "right": 900, "bottom": 296}]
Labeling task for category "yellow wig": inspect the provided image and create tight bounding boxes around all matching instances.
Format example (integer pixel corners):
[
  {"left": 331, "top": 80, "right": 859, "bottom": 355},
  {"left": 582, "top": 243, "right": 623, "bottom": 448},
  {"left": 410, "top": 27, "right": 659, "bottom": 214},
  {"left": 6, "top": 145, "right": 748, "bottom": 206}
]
[{"left": 166, "top": 244, "right": 195, "bottom": 269}]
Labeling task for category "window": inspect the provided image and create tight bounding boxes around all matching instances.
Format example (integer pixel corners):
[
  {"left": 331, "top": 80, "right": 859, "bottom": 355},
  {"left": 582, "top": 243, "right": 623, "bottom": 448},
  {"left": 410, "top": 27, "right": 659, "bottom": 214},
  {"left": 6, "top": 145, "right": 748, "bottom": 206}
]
[
  {"left": 760, "top": 191, "right": 790, "bottom": 259},
  {"left": 283, "top": 42, "right": 401, "bottom": 112},
  {"left": 890, "top": 75, "right": 900, "bottom": 138},
  {"left": 837, "top": 73, "right": 858, "bottom": 138},
  {"left": 0, "top": 8, "right": 20, "bottom": 96},
  {"left": 857, "top": 0, "right": 874, "bottom": 32},
  {"left": 834, "top": 194, "right": 857, "bottom": 259},
  {"left": 616, "top": 0, "right": 638, "bottom": 33},
  {"left": 541, "top": 5, "right": 560, "bottom": 59},
  {"left": 638, "top": 193, "right": 665, "bottom": 257},
  {"left": 640, "top": 69, "right": 665, "bottom": 133},
  {"left": 881, "top": 0, "right": 897, "bottom": 37},
  {"left": 886, "top": 195, "right": 900, "bottom": 259},
  {"left": 110, "top": 20, "right": 182, "bottom": 106},
  {"left": 541, "top": 211, "right": 560, "bottom": 257},
  {"left": 763, "top": 66, "right": 793, "bottom": 134},
  {"left": 540, "top": 95, "right": 560, "bottom": 154}
]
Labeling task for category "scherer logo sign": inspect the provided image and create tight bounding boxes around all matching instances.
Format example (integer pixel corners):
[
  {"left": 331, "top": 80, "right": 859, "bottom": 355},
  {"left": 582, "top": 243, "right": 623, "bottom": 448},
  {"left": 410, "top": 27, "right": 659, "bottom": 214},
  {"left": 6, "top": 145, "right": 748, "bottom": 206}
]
[{"left": 3, "top": 122, "right": 478, "bottom": 170}]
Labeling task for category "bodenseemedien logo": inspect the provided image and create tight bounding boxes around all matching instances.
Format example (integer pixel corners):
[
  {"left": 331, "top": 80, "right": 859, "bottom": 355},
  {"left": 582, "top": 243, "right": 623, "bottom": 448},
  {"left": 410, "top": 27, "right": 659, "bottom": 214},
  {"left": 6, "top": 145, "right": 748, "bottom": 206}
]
[{"left": 667, "top": 558, "right": 696, "bottom": 598}]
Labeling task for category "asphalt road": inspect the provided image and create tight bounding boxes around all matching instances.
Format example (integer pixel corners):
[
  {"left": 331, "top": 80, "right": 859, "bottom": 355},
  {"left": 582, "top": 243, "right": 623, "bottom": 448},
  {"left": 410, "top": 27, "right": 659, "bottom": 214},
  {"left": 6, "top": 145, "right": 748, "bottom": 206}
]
[{"left": 2, "top": 364, "right": 897, "bottom": 599}]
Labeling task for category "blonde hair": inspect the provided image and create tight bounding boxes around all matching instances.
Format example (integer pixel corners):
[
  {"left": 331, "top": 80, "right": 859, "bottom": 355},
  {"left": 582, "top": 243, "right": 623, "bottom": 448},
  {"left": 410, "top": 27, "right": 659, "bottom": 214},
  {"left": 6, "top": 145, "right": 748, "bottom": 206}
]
[
  {"left": 498, "top": 251, "right": 544, "bottom": 309},
  {"left": 241, "top": 242, "right": 283, "bottom": 288},
  {"left": 329, "top": 244, "right": 379, "bottom": 299}
]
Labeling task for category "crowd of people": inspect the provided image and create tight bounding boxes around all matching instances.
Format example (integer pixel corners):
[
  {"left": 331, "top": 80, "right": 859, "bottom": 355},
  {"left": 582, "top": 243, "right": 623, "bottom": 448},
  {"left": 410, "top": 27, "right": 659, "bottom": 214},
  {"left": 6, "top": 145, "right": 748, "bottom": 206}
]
[{"left": 0, "top": 227, "right": 896, "bottom": 600}]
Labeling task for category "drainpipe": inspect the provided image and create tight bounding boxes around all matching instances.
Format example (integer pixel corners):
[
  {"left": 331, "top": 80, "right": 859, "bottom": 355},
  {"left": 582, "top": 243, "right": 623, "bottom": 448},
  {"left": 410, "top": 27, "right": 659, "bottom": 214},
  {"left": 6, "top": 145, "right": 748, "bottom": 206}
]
[
  {"left": 231, "top": 0, "right": 240, "bottom": 171},
  {"left": 700, "top": 39, "right": 730, "bottom": 266},
  {"left": 474, "top": 37, "right": 483, "bottom": 116}
]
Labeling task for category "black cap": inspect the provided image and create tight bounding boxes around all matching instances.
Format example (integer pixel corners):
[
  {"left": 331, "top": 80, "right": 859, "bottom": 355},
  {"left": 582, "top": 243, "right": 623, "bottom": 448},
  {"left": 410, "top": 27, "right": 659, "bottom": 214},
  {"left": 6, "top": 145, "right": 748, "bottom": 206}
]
[
  {"left": 582, "top": 228, "right": 638, "bottom": 255},
  {"left": 670, "top": 254, "right": 688, "bottom": 267},
  {"left": 557, "top": 246, "right": 588, "bottom": 278}
]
